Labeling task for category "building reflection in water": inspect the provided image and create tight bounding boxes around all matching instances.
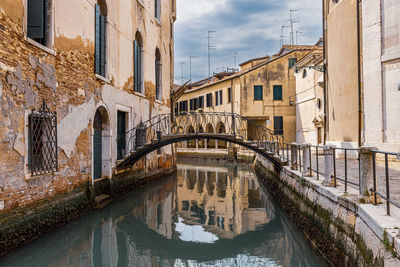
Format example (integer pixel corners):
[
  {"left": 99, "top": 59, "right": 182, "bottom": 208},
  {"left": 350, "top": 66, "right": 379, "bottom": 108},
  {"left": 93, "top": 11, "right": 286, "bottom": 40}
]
[
  {"left": 0, "top": 162, "right": 326, "bottom": 267},
  {"left": 176, "top": 164, "right": 274, "bottom": 241}
]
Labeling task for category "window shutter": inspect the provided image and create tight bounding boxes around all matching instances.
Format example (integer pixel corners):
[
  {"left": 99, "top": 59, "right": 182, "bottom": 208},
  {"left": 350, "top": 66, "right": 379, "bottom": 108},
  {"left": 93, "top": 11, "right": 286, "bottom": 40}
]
[
  {"left": 139, "top": 47, "right": 143, "bottom": 93},
  {"left": 28, "top": 0, "right": 45, "bottom": 39},
  {"left": 134, "top": 40, "right": 138, "bottom": 91},
  {"left": 95, "top": 4, "right": 101, "bottom": 75},
  {"left": 220, "top": 91, "right": 223, "bottom": 105},
  {"left": 273, "top": 85, "right": 283, "bottom": 100},
  {"left": 100, "top": 15, "right": 106, "bottom": 77},
  {"left": 155, "top": 0, "right": 161, "bottom": 20}
]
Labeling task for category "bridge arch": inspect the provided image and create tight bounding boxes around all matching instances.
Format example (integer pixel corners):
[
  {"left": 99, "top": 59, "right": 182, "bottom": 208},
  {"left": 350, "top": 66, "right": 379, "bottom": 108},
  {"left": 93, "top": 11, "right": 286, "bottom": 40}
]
[{"left": 117, "top": 135, "right": 282, "bottom": 169}]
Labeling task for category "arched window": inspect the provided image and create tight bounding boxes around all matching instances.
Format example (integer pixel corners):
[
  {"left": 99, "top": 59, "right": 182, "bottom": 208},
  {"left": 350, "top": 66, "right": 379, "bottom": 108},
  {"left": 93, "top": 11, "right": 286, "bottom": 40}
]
[
  {"left": 316, "top": 98, "right": 322, "bottom": 110},
  {"left": 134, "top": 32, "right": 143, "bottom": 93},
  {"left": 155, "top": 48, "right": 161, "bottom": 100},
  {"left": 302, "top": 69, "right": 307, "bottom": 79},
  {"left": 95, "top": 0, "right": 107, "bottom": 77},
  {"left": 155, "top": 0, "right": 161, "bottom": 21}
]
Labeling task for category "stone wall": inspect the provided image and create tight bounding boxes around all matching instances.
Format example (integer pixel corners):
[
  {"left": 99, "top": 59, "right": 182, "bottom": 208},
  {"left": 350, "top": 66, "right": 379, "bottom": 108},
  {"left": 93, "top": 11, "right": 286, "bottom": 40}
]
[
  {"left": 256, "top": 156, "right": 400, "bottom": 266},
  {"left": 0, "top": 0, "right": 177, "bottom": 214}
]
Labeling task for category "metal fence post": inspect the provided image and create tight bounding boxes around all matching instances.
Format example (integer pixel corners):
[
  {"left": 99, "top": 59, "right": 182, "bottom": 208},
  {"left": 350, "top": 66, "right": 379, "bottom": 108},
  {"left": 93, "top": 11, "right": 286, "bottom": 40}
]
[
  {"left": 358, "top": 146, "right": 378, "bottom": 197},
  {"left": 290, "top": 143, "right": 298, "bottom": 170},
  {"left": 322, "top": 145, "right": 335, "bottom": 186},
  {"left": 301, "top": 144, "right": 311, "bottom": 177}
]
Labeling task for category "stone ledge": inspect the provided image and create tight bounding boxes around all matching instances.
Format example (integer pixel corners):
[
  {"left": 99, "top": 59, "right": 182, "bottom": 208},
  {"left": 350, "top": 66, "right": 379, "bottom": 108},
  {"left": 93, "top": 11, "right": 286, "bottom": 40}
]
[{"left": 256, "top": 155, "right": 400, "bottom": 265}]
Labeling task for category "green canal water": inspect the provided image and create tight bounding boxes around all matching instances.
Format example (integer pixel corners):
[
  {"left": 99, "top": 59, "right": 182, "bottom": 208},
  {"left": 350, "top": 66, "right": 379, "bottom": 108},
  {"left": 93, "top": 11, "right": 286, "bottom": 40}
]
[{"left": 0, "top": 161, "right": 326, "bottom": 267}]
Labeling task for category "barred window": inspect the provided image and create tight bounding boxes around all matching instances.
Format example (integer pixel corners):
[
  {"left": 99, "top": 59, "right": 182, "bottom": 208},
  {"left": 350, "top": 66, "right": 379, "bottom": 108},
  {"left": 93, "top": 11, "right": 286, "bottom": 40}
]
[{"left": 28, "top": 101, "right": 58, "bottom": 176}]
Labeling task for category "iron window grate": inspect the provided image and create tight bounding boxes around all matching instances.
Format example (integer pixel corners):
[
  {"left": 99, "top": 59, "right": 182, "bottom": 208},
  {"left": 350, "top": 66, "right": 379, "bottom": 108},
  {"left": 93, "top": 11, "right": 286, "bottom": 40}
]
[{"left": 29, "top": 100, "right": 58, "bottom": 176}]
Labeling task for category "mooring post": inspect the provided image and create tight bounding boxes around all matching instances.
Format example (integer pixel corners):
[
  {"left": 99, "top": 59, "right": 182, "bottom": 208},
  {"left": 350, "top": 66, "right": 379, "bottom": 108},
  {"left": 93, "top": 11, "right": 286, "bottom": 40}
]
[
  {"left": 290, "top": 143, "right": 298, "bottom": 170},
  {"left": 301, "top": 144, "right": 312, "bottom": 177},
  {"left": 323, "top": 145, "right": 335, "bottom": 186},
  {"left": 358, "top": 146, "right": 377, "bottom": 196}
]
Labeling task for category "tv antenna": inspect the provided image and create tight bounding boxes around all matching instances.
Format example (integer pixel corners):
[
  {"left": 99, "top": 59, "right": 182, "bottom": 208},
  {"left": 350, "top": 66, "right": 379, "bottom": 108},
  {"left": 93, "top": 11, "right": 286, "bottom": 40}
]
[
  {"left": 289, "top": 9, "right": 300, "bottom": 45},
  {"left": 280, "top": 24, "right": 291, "bottom": 47},
  {"left": 206, "top": 30, "right": 216, "bottom": 80}
]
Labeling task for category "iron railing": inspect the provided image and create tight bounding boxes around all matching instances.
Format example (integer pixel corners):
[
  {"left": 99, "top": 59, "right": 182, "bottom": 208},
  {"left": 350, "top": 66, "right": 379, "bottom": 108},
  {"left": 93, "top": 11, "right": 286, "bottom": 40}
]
[
  {"left": 282, "top": 143, "right": 400, "bottom": 216},
  {"left": 117, "top": 111, "right": 285, "bottom": 159}
]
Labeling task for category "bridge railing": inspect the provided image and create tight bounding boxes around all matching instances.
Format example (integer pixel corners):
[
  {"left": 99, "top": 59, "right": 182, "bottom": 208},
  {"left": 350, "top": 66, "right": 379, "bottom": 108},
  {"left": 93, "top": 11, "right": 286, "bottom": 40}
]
[{"left": 117, "top": 112, "right": 285, "bottom": 158}]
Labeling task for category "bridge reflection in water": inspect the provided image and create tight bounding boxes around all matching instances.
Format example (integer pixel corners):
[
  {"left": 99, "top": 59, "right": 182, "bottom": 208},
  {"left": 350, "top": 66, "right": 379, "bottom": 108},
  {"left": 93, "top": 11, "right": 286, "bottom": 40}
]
[{"left": 0, "top": 162, "right": 326, "bottom": 267}]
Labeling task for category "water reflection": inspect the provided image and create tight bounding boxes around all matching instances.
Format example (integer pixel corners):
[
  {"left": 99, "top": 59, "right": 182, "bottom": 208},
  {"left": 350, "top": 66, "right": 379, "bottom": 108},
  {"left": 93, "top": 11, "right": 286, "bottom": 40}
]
[{"left": 0, "top": 162, "right": 326, "bottom": 267}]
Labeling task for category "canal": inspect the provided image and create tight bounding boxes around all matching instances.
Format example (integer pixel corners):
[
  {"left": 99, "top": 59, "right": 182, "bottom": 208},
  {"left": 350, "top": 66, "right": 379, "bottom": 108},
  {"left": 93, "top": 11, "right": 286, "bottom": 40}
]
[{"left": 0, "top": 160, "right": 326, "bottom": 266}]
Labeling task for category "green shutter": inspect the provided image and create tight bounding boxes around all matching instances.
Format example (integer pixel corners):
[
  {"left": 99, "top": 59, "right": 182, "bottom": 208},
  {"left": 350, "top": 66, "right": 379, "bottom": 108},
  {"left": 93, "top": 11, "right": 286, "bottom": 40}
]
[
  {"left": 27, "top": 0, "right": 45, "bottom": 39},
  {"left": 134, "top": 40, "right": 138, "bottom": 91},
  {"left": 100, "top": 15, "right": 106, "bottom": 77},
  {"left": 273, "top": 85, "right": 283, "bottom": 100},
  {"left": 254, "top": 86, "right": 263, "bottom": 100}
]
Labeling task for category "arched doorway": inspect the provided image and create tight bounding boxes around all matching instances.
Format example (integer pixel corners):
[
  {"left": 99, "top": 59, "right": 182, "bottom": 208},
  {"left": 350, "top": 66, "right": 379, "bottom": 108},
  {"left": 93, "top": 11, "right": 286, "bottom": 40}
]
[
  {"left": 216, "top": 122, "right": 227, "bottom": 149},
  {"left": 205, "top": 123, "right": 215, "bottom": 148},
  {"left": 93, "top": 106, "right": 111, "bottom": 180}
]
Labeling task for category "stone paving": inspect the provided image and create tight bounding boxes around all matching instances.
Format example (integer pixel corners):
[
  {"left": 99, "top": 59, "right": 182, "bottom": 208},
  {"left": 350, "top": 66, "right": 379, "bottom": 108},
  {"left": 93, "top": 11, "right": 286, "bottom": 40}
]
[{"left": 283, "top": 148, "right": 400, "bottom": 204}]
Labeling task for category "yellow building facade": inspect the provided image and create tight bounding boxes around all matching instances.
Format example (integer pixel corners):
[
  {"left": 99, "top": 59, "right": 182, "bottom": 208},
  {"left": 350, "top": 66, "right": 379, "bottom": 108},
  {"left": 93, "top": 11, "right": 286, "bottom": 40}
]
[{"left": 176, "top": 45, "right": 320, "bottom": 144}]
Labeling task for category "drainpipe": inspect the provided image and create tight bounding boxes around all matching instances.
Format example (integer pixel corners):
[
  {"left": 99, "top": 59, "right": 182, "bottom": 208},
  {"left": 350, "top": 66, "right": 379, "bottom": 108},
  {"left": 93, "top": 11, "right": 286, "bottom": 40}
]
[
  {"left": 357, "top": 0, "right": 363, "bottom": 147},
  {"left": 322, "top": 0, "right": 328, "bottom": 145}
]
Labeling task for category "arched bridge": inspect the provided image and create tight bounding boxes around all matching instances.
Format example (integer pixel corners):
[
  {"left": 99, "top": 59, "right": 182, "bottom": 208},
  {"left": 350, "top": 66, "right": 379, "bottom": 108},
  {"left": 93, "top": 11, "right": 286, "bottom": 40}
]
[{"left": 116, "top": 112, "right": 286, "bottom": 169}]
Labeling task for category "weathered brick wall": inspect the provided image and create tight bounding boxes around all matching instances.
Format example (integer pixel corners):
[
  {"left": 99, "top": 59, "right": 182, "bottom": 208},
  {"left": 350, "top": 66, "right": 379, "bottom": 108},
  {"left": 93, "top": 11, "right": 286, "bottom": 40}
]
[
  {"left": 0, "top": 7, "right": 102, "bottom": 212},
  {"left": 0, "top": 4, "right": 175, "bottom": 214}
]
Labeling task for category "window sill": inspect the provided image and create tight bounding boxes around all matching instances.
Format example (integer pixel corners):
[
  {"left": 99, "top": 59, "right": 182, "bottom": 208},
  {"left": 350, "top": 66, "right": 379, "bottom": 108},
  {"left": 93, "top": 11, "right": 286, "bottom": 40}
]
[
  {"left": 254, "top": 99, "right": 263, "bottom": 101},
  {"left": 137, "top": 0, "right": 145, "bottom": 7},
  {"left": 133, "top": 91, "right": 146, "bottom": 99},
  {"left": 155, "top": 99, "right": 163, "bottom": 105},
  {"left": 24, "top": 172, "right": 57, "bottom": 181},
  {"left": 155, "top": 18, "right": 161, "bottom": 26},
  {"left": 95, "top": 74, "right": 110, "bottom": 84},
  {"left": 26, "top": 37, "right": 56, "bottom": 56}
]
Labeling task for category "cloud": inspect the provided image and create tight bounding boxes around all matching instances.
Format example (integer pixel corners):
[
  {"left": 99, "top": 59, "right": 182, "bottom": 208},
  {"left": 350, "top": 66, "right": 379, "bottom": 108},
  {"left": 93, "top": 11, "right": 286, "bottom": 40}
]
[{"left": 174, "top": 0, "right": 322, "bottom": 83}]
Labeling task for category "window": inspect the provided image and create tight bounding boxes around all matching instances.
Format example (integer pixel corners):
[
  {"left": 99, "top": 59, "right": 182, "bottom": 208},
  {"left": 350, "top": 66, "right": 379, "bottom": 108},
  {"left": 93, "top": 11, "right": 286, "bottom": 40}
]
[
  {"left": 175, "top": 102, "right": 178, "bottom": 114},
  {"left": 316, "top": 98, "right": 322, "bottom": 110},
  {"left": 179, "top": 100, "right": 188, "bottom": 112},
  {"left": 254, "top": 85, "right": 263, "bottom": 100},
  {"left": 227, "top": 88, "right": 231, "bottom": 103},
  {"left": 134, "top": 32, "right": 143, "bottom": 93},
  {"left": 274, "top": 116, "right": 284, "bottom": 135},
  {"left": 289, "top": 58, "right": 297, "bottom": 69},
  {"left": 219, "top": 90, "right": 223, "bottom": 105},
  {"left": 27, "top": 0, "right": 51, "bottom": 47},
  {"left": 28, "top": 101, "right": 57, "bottom": 176},
  {"left": 215, "top": 92, "right": 219, "bottom": 106},
  {"left": 273, "top": 85, "right": 283, "bottom": 100},
  {"left": 95, "top": 2, "right": 107, "bottom": 77},
  {"left": 117, "top": 111, "right": 127, "bottom": 160},
  {"left": 155, "top": 0, "right": 161, "bottom": 21},
  {"left": 198, "top": 96, "right": 204, "bottom": 109},
  {"left": 206, "top": 93, "right": 213, "bottom": 107},
  {"left": 190, "top": 99, "right": 194, "bottom": 111},
  {"left": 155, "top": 48, "right": 162, "bottom": 100},
  {"left": 302, "top": 69, "right": 307, "bottom": 79}
]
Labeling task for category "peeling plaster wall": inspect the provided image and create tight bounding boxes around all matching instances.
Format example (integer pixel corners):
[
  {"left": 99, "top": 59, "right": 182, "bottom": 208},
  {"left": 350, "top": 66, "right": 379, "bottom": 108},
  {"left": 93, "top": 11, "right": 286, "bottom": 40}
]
[{"left": 0, "top": 0, "right": 175, "bottom": 214}]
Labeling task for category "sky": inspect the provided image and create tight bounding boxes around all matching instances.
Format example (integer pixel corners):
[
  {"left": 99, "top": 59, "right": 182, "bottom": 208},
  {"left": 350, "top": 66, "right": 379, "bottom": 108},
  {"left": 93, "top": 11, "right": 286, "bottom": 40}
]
[{"left": 174, "top": 0, "right": 322, "bottom": 84}]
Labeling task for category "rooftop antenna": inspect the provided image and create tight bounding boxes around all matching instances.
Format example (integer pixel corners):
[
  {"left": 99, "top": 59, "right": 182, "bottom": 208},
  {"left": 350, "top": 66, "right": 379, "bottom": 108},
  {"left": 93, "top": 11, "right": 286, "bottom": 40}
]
[
  {"left": 189, "top": 56, "right": 196, "bottom": 81},
  {"left": 234, "top": 51, "right": 239, "bottom": 68},
  {"left": 289, "top": 9, "right": 300, "bottom": 45},
  {"left": 206, "top": 30, "right": 216, "bottom": 80},
  {"left": 280, "top": 24, "right": 291, "bottom": 47},
  {"left": 180, "top": 62, "right": 185, "bottom": 82},
  {"left": 296, "top": 31, "right": 303, "bottom": 44}
]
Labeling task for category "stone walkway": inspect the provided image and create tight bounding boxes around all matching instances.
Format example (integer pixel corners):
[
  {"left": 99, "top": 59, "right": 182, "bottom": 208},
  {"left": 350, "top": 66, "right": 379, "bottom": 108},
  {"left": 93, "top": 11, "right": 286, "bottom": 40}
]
[{"left": 283, "top": 148, "right": 400, "bottom": 204}]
